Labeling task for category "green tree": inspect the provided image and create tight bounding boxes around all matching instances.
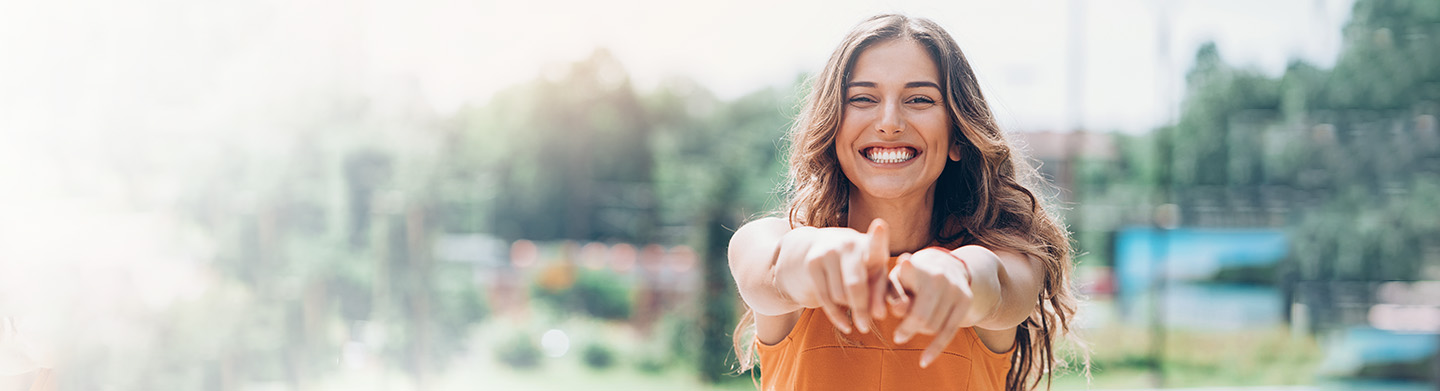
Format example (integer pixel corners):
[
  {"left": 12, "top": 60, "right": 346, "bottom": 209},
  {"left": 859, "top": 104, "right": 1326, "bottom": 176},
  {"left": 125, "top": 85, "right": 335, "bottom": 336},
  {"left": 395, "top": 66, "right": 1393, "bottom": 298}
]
[{"left": 1158, "top": 0, "right": 1440, "bottom": 285}]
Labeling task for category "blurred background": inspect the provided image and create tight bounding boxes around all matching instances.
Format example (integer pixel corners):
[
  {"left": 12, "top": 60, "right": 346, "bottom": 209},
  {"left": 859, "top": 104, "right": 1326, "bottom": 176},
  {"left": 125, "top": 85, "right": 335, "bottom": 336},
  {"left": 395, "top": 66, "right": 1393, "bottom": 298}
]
[{"left": 1, "top": 0, "right": 1437, "bottom": 390}]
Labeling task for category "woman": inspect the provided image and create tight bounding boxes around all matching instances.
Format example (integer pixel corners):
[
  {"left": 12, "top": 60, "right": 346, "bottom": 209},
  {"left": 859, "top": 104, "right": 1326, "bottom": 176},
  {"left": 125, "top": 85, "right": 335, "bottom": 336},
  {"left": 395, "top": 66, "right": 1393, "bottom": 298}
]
[{"left": 728, "top": 14, "right": 1084, "bottom": 390}]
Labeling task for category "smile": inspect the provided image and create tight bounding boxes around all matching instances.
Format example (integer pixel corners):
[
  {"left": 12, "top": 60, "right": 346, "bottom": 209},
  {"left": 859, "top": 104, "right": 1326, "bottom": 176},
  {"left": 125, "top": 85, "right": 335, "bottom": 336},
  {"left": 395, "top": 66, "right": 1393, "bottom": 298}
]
[{"left": 862, "top": 147, "right": 918, "bottom": 164}]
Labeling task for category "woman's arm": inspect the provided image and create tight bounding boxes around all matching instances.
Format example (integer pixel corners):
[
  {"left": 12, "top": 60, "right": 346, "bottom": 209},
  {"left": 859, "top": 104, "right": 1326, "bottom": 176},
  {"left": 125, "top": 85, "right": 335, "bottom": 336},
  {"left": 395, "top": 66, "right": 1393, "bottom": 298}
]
[
  {"left": 959, "top": 245, "right": 1044, "bottom": 331},
  {"left": 729, "top": 217, "right": 892, "bottom": 341},
  {"left": 889, "top": 244, "right": 1044, "bottom": 367},
  {"left": 727, "top": 217, "right": 805, "bottom": 317}
]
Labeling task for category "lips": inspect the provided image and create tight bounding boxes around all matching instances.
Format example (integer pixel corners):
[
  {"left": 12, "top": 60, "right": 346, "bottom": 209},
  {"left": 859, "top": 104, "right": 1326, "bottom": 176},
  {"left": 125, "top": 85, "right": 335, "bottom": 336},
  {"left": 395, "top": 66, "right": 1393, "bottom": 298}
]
[{"left": 862, "top": 146, "right": 918, "bottom": 164}]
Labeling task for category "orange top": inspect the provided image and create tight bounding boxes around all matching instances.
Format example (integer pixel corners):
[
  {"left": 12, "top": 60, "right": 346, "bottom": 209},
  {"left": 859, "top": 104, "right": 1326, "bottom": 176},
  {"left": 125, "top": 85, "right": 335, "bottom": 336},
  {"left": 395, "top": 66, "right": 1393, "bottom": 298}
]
[{"left": 756, "top": 259, "right": 1015, "bottom": 390}]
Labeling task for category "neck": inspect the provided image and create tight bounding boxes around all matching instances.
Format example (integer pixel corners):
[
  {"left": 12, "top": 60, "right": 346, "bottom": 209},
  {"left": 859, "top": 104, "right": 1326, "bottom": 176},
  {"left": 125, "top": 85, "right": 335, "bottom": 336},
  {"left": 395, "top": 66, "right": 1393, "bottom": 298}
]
[{"left": 846, "top": 186, "right": 935, "bottom": 255}]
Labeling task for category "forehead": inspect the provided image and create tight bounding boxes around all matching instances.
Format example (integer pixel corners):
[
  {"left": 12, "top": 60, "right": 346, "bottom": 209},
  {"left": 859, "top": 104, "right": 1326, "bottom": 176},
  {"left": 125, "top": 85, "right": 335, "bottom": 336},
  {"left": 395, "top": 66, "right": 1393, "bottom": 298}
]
[{"left": 848, "top": 39, "right": 940, "bottom": 84}]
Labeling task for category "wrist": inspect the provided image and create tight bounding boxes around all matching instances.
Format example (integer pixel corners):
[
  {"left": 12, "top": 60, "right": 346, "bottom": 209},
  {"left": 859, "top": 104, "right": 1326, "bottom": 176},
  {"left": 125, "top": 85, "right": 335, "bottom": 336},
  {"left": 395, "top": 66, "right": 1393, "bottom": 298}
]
[
  {"left": 934, "top": 247, "right": 971, "bottom": 277},
  {"left": 920, "top": 246, "right": 970, "bottom": 278}
]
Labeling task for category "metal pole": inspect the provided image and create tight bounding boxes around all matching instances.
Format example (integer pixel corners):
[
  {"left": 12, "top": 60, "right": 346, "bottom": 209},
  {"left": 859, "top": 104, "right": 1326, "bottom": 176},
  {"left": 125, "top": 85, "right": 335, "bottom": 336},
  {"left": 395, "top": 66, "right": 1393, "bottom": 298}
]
[
  {"left": 1150, "top": 1, "right": 1177, "bottom": 386},
  {"left": 1150, "top": 204, "right": 1179, "bottom": 388}
]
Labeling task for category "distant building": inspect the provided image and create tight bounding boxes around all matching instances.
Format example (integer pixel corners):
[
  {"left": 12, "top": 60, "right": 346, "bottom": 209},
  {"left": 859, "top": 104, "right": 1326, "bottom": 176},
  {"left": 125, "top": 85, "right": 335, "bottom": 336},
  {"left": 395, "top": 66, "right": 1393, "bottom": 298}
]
[{"left": 1009, "top": 130, "right": 1118, "bottom": 202}]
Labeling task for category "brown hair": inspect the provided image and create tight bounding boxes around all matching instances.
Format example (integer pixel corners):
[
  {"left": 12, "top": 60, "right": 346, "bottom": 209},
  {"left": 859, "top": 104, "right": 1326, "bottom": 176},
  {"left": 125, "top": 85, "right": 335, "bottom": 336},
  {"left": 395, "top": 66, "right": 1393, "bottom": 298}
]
[{"left": 732, "top": 14, "right": 1087, "bottom": 390}]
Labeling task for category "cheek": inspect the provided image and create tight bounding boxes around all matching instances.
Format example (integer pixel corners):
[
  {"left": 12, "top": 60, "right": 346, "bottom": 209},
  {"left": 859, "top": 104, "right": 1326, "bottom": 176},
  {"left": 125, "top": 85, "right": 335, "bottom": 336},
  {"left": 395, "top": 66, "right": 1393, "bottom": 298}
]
[
  {"left": 835, "top": 115, "right": 868, "bottom": 156},
  {"left": 921, "top": 116, "right": 953, "bottom": 152},
  {"left": 838, "top": 111, "right": 866, "bottom": 139}
]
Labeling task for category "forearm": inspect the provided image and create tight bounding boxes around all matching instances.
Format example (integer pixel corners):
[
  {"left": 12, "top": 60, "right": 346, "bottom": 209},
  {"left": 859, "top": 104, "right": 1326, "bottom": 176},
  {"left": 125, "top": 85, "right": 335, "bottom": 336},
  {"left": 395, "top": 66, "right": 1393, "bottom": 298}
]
[
  {"left": 729, "top": 220, "right": 811, "bottom": 316},
  {"left": 951, "top": 245, "right": 1042, "bottom": 330}
]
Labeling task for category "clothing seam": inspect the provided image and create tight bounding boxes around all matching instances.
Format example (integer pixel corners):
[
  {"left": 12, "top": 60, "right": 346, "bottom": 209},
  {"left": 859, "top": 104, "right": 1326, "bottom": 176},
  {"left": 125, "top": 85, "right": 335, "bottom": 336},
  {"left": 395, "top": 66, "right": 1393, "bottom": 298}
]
[{"left": 798, "top": 344, "right": 973, "bottom": 360}]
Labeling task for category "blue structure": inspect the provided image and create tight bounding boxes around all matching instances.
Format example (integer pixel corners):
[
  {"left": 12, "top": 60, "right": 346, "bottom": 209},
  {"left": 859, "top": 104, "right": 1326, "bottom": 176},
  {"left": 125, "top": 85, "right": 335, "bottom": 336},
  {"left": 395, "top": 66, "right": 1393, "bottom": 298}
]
[
  {"left": 1114, "top": 227, "right": 1289, "bottom": 295},
  {"left": 1112, "top": 227, "right": 1290, "bottom": 330}
]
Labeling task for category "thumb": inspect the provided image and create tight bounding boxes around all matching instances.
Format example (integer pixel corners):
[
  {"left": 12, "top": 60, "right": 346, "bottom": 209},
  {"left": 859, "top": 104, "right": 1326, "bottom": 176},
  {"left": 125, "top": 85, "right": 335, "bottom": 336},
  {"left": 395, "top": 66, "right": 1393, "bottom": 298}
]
[{"left": 887, "top": 253, "right": 914, "bottom": 318}]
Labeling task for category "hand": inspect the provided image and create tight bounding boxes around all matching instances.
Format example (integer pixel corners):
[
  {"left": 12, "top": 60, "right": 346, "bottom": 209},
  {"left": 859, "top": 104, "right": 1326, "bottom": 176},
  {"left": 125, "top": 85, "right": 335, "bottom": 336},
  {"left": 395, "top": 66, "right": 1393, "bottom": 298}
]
[
  {"left": 773, "top": 219, "right": 891, "bottom": 334},
  {"left": 887, "top": 247, "right": 974, "bottom": 368}
]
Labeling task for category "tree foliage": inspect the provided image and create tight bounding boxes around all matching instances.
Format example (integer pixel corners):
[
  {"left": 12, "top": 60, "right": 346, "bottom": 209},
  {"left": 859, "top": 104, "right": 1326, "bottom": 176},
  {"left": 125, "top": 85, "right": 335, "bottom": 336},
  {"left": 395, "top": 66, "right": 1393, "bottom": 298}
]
[{"left": 1163, "top": 0, "right": 1440, "bottom": 281}]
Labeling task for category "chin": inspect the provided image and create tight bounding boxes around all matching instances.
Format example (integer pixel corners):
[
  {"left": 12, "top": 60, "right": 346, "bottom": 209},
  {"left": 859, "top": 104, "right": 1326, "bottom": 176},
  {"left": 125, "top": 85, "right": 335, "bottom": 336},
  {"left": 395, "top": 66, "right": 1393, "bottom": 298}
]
[{"left": 852, "top": 180, "right": 920, "bottom": 200}]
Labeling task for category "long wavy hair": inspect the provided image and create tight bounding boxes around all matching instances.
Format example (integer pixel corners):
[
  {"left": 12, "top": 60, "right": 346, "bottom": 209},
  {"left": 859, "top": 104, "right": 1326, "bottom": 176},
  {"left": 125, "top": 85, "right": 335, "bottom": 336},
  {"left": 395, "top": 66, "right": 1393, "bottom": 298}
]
[{"left": 732, "top": 14, "right": 1087, "bottom": 391}]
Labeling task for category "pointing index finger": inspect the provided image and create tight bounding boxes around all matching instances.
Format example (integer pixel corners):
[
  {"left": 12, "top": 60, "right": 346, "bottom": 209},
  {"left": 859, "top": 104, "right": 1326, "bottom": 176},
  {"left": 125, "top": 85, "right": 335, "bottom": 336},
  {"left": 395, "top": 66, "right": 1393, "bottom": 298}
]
[
  {"left": 866, "top": 219, "right": 890, "bottom": 321},
  {"left": 867, "top": 218, "right": 889, "bottom": 266}
]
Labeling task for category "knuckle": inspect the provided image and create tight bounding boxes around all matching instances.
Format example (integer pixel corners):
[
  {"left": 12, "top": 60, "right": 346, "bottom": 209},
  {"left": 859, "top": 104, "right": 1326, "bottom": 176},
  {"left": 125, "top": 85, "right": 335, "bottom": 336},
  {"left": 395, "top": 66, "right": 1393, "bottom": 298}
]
[
  {"left": 845, "top": 277, "right": 865, "bottom": 288},
  {"left": 807, "top": 256, "right": 829, "bottom": 270},
  {"left": 803, "top": 255, "right": 821, "bottom": 267}
]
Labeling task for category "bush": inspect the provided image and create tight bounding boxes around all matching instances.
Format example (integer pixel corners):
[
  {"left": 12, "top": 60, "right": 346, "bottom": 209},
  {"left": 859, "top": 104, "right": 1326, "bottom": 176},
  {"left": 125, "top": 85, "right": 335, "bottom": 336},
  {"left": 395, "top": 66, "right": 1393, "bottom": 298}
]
[
  {"left": 581, "top": 341, "right": 617, "bottom": 370},
  {"left": 496, "top": 333, "right": 541, "bottom": 370},
  {"left": 532, "top": 269, "right": 633, "bottom": 320},
  {"left": 634, "top": 351, "right": 669, "bottom": 374},
  {"left": 571, "top": 271, "right": 632, "bottom": 320}
]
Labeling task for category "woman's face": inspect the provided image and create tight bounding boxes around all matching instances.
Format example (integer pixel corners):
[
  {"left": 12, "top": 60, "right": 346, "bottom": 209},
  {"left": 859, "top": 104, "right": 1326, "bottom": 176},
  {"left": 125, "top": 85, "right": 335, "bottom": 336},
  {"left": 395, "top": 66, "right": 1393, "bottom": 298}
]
[{"left": 836, "top": 39, "right": 961, "bottom": 202}]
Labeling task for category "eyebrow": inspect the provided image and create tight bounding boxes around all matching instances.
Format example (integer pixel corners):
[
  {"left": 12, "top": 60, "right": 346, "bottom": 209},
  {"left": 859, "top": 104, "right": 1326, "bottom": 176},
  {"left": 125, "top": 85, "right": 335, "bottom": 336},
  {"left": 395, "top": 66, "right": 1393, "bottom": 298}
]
[{"left": 846, "top": 81, "right": 942, "bottom": 90}]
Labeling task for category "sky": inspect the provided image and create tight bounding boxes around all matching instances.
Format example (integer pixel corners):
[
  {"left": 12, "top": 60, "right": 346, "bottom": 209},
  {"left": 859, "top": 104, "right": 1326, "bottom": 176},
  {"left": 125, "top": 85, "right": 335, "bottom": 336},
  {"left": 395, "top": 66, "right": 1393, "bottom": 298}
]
[
  {"left": 0, "top": 0, "right": 1355, "bottom": 138},
  {"left": 358, "top": 0, "right": 1357, "bottom": 132},
  {"left": 463, "top": 0, "right": 1355, "bottom": 133}
]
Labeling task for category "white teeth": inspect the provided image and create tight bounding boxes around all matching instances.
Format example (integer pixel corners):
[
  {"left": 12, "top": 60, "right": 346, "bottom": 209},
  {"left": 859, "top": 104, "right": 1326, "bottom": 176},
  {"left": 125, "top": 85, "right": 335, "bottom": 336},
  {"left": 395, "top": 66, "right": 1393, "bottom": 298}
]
[{"left": 865, "top": 147, "right": 914, "bottom": 164}]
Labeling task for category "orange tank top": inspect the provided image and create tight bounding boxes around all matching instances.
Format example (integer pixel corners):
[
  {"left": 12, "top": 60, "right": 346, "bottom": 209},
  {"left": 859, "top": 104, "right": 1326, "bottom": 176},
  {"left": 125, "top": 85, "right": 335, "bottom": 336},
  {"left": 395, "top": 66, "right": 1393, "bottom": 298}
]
[{"left": 755, "top": 259, "right": 1015, "bottom": 390}]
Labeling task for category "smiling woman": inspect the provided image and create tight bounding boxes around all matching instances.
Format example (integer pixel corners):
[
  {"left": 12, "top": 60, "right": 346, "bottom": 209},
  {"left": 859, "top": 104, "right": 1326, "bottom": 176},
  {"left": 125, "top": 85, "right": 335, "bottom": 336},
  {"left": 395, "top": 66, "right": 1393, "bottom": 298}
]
[
  {"left": 727, "top": 14, "right": 1086, "bottom": 391},
  {"left": 836, "top": 39, "right": 957, "bottom": 202}
]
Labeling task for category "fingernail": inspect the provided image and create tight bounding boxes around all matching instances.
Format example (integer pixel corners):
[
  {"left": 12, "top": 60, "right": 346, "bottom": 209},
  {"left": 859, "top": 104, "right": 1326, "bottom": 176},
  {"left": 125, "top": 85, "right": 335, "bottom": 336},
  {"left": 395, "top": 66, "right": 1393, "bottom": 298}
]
[
  {"left": 920, "top": 354, "right": 935, "bottom": 368},
  {"left": 856, "top": 321, "right": 869, "bottom": 334},
  {"left": 894, "top": 332, "right": 908, "bottom": 344},
  {"left": 837, "top": 322, "right": 852, "bottom": 334}
]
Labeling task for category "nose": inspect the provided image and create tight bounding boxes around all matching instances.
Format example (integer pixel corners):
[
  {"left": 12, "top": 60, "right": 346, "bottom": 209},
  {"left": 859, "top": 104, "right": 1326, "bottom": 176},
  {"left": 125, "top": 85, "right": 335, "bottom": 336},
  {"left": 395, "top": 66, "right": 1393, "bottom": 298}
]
[{"left": 876, "top": 99, "right": 903, "bottom": 135}]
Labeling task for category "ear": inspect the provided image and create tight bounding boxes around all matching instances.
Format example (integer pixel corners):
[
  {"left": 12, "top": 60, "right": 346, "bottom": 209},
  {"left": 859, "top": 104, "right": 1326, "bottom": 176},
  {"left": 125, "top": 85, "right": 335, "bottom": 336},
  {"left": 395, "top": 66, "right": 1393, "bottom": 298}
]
[{"left": 949, "top": 139, "right": 963, "bottom": 161}]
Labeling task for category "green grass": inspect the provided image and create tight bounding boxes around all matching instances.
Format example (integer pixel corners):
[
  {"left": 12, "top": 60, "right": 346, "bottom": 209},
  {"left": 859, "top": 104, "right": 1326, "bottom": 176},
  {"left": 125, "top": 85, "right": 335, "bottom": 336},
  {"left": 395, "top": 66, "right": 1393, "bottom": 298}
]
[
  {"left": 299, "top": 343, "right": 757, "bottom": 391},
  {"left": 290, "top": 319, "right": 1325, "bottom": 391},
  {"left": 1048, "top": 325, "right": 1324, "bottom": 389}
]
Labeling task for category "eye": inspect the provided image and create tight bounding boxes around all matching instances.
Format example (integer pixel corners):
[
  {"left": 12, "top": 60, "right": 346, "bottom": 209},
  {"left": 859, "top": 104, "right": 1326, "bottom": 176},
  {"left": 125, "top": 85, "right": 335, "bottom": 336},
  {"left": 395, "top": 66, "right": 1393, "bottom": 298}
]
[
  {"left": 848, "top": 95, "right": 878, "bottom": 107},
  {"left": 906, "top": 96, "right": 937, "bottom": 105}
]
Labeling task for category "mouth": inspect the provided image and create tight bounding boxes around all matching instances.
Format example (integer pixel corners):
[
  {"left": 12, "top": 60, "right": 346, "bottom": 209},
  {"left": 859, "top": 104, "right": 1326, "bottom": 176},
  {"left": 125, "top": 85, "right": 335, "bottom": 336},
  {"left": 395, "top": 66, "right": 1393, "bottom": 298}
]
[{"left": 862, "top": 146, "right": 919, "bottom": 164}]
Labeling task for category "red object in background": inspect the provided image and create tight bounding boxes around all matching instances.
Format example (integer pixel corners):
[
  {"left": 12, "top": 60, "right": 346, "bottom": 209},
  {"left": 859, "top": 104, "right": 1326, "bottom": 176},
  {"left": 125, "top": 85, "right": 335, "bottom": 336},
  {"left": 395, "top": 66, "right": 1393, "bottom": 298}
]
[
  {"left": 510, "top": 239, "right": 538, "bottom": 269},
  {"left": 1078, "top": 266, "right": 1115, "bottom": 297},
  {"left": 610, "top": 243, "right": 637, "bottom": 272}
]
